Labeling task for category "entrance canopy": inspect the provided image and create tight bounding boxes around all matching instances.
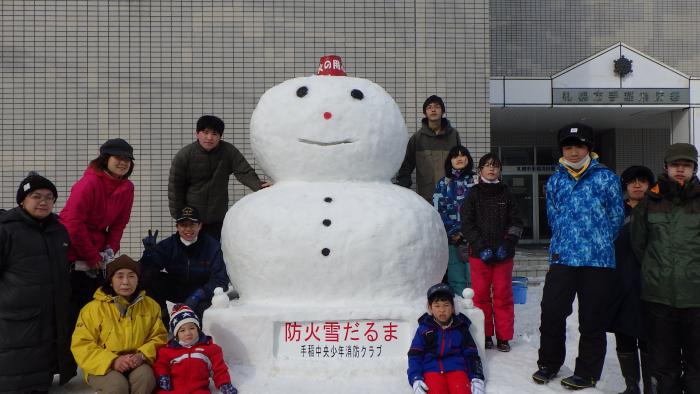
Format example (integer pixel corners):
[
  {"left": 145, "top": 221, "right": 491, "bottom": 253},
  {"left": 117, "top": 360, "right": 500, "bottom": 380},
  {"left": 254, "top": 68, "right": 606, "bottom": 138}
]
[{"left": 491, "top": 106, "right": 673, "bottom": 135}]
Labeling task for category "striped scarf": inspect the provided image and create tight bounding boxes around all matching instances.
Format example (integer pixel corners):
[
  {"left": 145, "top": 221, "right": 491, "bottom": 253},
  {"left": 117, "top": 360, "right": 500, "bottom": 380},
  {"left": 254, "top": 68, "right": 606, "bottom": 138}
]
[{"left": 559, "top": 152, "right": 598, "bottom": 180}]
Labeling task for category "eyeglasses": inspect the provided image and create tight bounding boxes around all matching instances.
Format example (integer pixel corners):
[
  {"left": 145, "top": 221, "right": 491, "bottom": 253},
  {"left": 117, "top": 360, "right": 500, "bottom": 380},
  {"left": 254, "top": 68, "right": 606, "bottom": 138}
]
[
  {"left": 28, "top": 193, "right": 55, "bottom": 203},
  {"left": 480, "top": 163, "right": 500, "bottom": 169}
]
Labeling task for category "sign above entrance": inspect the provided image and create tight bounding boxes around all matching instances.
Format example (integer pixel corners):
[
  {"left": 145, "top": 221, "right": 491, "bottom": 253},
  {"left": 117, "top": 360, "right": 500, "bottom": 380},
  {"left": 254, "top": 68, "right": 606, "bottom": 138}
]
[
  {"left": 553, "top": 88, "right": 689, "bottom": 105},
  {"left": 503, "top": 165, "right": 557, "bottom": 173}
]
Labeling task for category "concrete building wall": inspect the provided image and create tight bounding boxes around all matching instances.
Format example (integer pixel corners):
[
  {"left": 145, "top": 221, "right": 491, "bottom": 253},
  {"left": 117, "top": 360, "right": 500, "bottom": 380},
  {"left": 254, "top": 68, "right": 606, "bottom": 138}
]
[
  {"left": 491, "top": 0, "right": 700, "bottom": 77},
  {"left": 0, "top": 0, "right": 490, "bottom": 256}
]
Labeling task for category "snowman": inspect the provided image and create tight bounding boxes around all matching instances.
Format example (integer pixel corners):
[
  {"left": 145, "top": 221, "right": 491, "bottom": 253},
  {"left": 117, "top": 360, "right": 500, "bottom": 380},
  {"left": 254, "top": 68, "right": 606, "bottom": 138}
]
[{"left": 204, "top": 56, "right": 468, "bottom": 392}]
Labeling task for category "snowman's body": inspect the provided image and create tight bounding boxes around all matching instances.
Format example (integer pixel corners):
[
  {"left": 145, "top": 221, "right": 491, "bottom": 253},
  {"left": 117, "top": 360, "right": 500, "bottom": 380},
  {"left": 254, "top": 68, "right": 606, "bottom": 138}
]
[
  {"left": 202, "top": 74, "right": 482, "bottom": 393},
  {"left": 221, "top": 181, "right": 446, "bottom": 305}
]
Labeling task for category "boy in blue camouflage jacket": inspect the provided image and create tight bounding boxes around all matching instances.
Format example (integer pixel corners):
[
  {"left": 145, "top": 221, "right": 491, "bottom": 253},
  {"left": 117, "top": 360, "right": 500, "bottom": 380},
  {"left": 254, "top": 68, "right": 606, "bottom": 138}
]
[{"left": 532, "top": 123, "right": 624, "bottom": 390}]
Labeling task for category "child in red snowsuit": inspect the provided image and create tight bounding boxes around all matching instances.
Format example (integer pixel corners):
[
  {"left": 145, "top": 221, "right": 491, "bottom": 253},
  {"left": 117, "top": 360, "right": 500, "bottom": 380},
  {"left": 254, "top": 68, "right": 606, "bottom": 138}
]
[{"left": 154, "top": 304, "right": 237, "bottom": 394}]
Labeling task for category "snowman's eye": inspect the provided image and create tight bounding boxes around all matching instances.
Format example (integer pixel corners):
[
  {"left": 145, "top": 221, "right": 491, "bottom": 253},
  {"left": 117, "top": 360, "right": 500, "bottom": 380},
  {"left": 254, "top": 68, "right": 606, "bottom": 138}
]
[
  {"left": 296, "top": 86, "right": 308, "bottom": 98},
  {"left": 351, "top": 89, "right": 364, "bottom": 100}
]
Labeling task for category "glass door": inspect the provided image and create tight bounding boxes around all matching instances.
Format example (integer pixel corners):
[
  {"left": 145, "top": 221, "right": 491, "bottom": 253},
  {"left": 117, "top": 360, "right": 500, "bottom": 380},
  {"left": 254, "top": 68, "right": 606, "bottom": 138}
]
[{"left": 501, "top": 174, "right": 533, "bottom": 241}]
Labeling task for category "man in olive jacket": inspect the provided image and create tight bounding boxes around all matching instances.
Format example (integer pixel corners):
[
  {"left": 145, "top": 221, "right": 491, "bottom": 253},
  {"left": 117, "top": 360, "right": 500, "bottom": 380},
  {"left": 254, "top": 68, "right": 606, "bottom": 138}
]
[
  {"left": 396, "top": 95, "right": 461, "bottom": 202},
  {"left": 169, "top": 115, "right": 269, "bottom": 240},
  {"left": 631, "top": 143, "right": 700, "bottom": 394}
]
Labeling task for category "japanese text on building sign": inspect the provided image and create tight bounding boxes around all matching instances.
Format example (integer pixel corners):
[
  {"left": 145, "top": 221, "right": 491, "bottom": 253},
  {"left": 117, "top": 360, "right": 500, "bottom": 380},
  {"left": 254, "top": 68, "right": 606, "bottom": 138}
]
[
  {"left": 553, "top": 88, "right": 689, "bottom": 105},
  {"left": 277, "top": 320, "right": 405, "bottom": 360}
]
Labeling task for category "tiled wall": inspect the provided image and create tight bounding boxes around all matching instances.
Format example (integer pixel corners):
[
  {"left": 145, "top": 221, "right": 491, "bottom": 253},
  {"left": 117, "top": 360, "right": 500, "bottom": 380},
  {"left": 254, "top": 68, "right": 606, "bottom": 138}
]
[
  {"left": 491, "top": 0, "right": 700, "bottom": 77},
  {"left": 615, "top": 128, "right": 670, "bottom": 175},
  {"left": 0, "top": 0, "right": 490, "bottom": 257}
]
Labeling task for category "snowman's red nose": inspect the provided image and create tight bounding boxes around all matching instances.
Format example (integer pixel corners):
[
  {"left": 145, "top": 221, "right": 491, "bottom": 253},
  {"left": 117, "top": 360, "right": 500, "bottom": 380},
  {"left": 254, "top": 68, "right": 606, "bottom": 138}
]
[{"left": 323, "top": 112, "right": 332, "bottom": 120}]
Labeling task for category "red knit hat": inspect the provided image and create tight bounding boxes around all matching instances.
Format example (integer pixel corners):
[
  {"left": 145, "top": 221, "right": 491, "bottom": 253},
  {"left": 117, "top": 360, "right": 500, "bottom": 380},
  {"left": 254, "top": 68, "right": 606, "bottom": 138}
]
[{"left": 316, "top": 55, "right": 346, "bottom": 76}]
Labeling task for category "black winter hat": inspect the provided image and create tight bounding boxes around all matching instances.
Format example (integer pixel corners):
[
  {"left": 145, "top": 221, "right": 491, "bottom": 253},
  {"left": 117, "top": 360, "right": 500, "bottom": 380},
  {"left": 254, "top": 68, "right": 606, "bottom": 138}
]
[
  {"left": 621, "top": 165, "right": 655, "bottom": 187},
  {"left": 558, "top": 123, "right": 594, "bottom": 150},
  {"left": 100, "top": 138, "right": 135, "bottom": 160},
  {"left": 426, "top": 283, "right": 454, "bottom": 303},
  {"left": 16, "top": 172, "right": 58, "bottom": 205},
  {"left": 196, "top": 115, "right": 225, "bottom": 135},
  {"left": 422, "top": 95, "right": 445, "bottom": 115}
]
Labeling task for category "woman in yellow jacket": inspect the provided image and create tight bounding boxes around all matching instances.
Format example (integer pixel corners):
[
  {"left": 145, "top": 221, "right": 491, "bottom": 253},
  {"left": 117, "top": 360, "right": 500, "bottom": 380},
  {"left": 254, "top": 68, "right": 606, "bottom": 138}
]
[{"left": 71, "top": 255, "right": 167, "bottom": 393}]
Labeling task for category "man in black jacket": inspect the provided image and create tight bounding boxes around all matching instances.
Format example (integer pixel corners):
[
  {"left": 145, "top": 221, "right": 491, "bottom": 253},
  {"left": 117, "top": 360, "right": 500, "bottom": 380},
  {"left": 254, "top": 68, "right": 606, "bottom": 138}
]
[
  {"left": 0, "top": 173, "right": 76, "bottom": 390},
  {"left": 141, "top": 206, "right": 230, "bottom": 321}
]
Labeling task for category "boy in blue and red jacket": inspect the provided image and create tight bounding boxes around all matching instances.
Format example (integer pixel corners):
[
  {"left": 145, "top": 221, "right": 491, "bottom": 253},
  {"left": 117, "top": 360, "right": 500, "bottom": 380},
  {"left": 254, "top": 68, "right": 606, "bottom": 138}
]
[{"left": 407, "top": 283, "right": 485, "bottom": 394}]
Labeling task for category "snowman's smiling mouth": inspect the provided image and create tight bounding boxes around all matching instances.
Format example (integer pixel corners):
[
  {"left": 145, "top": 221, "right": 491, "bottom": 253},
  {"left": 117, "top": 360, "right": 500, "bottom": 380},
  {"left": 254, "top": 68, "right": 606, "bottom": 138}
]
[{"left": 297, "top": 138, "right": 357, "bottom": 146}]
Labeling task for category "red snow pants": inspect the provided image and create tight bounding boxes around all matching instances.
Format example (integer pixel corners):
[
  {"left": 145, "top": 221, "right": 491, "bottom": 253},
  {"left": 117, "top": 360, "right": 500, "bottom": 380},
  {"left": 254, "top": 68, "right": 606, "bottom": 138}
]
[
  {"left": 424, "top": 370, "right": 471, "bottom": 394},
  {"left": 469, "top": 256, "right": 514, "bottom": 341}
]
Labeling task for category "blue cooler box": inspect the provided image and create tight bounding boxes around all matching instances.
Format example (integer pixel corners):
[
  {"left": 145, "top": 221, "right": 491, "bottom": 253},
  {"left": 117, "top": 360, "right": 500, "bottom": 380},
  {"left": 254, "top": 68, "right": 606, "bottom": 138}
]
[{"left": 512, "top": 276, "right": 528, "bottom": 304}]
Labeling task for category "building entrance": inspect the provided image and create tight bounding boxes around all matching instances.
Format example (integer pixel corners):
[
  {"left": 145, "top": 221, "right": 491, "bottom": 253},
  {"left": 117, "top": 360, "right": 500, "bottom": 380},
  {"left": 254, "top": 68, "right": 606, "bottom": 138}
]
[{"left": 495, "top": 146, "right": 557, "bottom": 243}]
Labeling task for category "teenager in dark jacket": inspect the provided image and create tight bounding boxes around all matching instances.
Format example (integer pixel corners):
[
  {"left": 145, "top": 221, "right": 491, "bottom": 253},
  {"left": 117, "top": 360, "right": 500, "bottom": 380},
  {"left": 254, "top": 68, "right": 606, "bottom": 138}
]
[
  {"left": 631, "top": 143, "right": 700, "bottom": 394},
  {"left": 0, "top": 173, "right": 76, "bottom": 390},
  {"left": 407, "top": 283, "right": 485, "bottom": 394},
  {"left": 168, "top": 115, "right": 270, "bottom": 240},
  {"left": 141, "top": 206, "right": 230, "bottom": 320},
  {"left": 460, "top": 153, "right": 523, "bottom": 352},
  {"left": 533, "top": 123, "right": 624, "bottom": 390},
  {"left": 607, "top": 166, "right": 654, "bottom": 394},
  {"left": 397, "top": 95, "right": 462, "bottom": 202},
  {"left": 433, "top": 145, "right": 475, "bottom": 296}
]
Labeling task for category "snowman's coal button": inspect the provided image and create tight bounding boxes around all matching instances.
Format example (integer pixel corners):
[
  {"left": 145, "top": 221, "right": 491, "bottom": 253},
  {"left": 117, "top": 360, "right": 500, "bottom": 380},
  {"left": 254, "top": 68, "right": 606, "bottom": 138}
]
[
  {"left": 322, "top": 248, "right": 331, "bottom": 256},
  {"left": 324, "top": 197, "right": 333, "bottom": 203},
  {"left": 322, "top": 219, "right": 331, "bottom": 226}
]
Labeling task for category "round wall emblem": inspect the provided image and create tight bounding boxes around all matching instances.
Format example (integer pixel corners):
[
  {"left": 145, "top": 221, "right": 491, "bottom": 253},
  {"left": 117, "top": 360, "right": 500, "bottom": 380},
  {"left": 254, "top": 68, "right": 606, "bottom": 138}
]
[{"left": 614, "top": 55, "right": 633, "bottom": 77}]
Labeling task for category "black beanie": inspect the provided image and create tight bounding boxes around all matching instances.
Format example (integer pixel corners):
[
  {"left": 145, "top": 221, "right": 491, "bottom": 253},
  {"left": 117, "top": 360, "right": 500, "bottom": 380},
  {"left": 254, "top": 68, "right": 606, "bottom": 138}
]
[
  {"left": 16, "top": 172, "right": 58, "bottom": 205},
  {"left": 621, "top": 166, "right": 655, "bottom": 187},
  {"left": 422, "top": 95, "right": 445, "bottom": 114}
]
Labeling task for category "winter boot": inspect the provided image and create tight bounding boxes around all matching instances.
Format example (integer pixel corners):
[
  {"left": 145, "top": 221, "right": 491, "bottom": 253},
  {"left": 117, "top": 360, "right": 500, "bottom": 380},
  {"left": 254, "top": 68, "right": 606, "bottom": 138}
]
[
  {"left": 617, "top": 351, "right": 641, "bottom": 394},
  {"left": 485, "top": 336, "right": 494, "bottom": 349},
  {"left": 496, "top": 339, "right": 511, "bottom": 352},
  {"left": 561, "top": 375, "right": 596, "bottom": 390},
  {"left": 639, "top": 351, "right": 652, "bottom": 394},
  {"left": 532, "top": 365, "right": 559, "bottom": 384}
]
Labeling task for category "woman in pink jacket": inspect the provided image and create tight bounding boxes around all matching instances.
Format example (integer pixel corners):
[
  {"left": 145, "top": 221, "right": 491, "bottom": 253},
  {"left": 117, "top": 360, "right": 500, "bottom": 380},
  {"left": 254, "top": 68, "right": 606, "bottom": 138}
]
[{"left": 61, "top": 138, "right": 136, "bottom": 319}]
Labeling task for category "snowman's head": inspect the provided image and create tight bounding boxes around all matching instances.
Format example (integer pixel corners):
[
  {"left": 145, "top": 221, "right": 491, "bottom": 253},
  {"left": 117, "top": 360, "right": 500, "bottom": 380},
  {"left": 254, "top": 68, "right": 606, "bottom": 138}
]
[{"left": 250, "top": 75, "right": 408, "bottom": 182}]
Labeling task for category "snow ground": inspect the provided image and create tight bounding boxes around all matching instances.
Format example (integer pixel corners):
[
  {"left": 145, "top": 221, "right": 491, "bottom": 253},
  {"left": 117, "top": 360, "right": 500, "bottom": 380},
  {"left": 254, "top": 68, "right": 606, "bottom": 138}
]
[{"left": 51, "top": 284, "right": 626, "bottom": 393}]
